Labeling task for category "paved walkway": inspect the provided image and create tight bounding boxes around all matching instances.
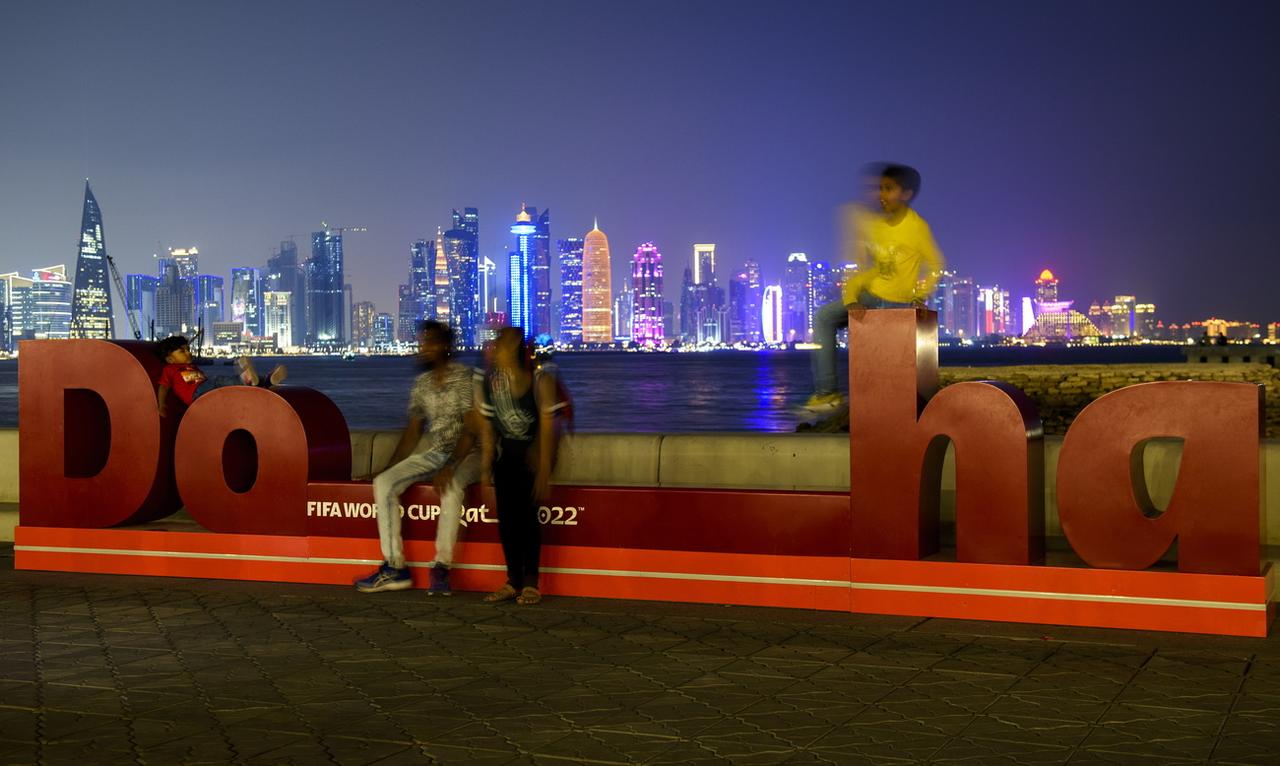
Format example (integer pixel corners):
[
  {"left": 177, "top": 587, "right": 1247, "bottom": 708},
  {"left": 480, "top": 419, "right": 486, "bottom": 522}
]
[{"left": 1, "top": 545, "right": 1278, "bottom": 765}]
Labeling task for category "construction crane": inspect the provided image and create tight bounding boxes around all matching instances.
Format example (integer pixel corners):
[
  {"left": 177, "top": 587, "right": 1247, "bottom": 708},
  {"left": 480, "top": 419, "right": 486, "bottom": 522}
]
[
  {"left": 104, "top": 253, "right": 142, "bottom": 340},
  {"left": 319, "top": 222, "right": 368, "bottom": 237}
]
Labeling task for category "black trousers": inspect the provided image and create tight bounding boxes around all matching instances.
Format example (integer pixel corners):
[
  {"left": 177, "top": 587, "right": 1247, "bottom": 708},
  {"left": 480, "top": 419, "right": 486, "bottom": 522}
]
[{"left": 494, "top": 439, "right": 541, "bottom": 589}]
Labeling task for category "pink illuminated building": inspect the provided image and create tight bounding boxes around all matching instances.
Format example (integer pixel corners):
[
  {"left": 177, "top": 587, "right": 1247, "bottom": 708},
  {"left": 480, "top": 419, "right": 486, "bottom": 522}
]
[{"left": 630, "top": 242, "right": 664, "bottom": 346}]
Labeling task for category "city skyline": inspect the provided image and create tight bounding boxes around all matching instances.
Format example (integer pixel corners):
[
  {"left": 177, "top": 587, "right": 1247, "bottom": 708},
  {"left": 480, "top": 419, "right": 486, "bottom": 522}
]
[{"left": 2, "top": 2, "right": 1277, "bottom": 327}]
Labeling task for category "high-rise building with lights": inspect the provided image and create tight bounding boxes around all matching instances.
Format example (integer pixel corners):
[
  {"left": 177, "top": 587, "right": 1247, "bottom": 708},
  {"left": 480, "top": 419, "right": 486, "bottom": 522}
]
[
  {"left": 262, "top": 291, "right": 292, "bottom": 347},
  {"left": 613, "top": 287, "right": 633, "bottom": 343},
  {"left": 155, "top": 250, "right": 197, "bottom": 338},
  {"left": 409, "top": 239, "right": 433, "bottom": 328},
  {"left": 125, "top": 274, "right": 158, "bottom": 340},
  {"left": 306, "top": 230, "right": 345, "bottom": 347},
  {"left": 444, "top": 225, "right": 479, "bottom": 346},
  {"left": 729, "top": 260, "right": 763, "bottom": 343},
  {"left": 630, "top": 242, "right": 664, "bottom": 346},
  {"left": 693, "top": 244, "right": 716, "bottom": 286},
  {"left": 432, "top": 230, "right": 450, "bottom": 325},
  {"left": 351, "top": 301, "right": 376, "bottom": 347},
  {"left": 809, "top": 260, "right": 837, "bottom": 314},
  {"left": 195, "top": 275, "right": 224, "bottom": 336},
  {"left": 265, "top": 240, "right": 305, "bottom": 347},
  {"left": 230, "top": 268, "right": 262, "bottom": 337},
  {"left": 558, "top": 238, "right": 584, "bottom": 345},
  {"left": 508, "top": 208, "right": 536, "bottom": 337},
  {"left": 530, "top": 208, "right": 552, "bottom": 338},
  {"left": 374, "top": 313, "right": 393, "bottom": 348},
  {"left": 581, "top": 220, "right": 612, "bottom": 345},
  {"left": 948, "top": 277, "right": 978, "bottom": 338},
  {"left": 69, "top": 181, "right": 113, "bottom": 339},
  {"left": 782, "top": 253, "right": 812, "bottom": 342},
  {"left": 1034, "top": 269, "right": 1059, "bottom": 307},
  {"left": 762, "top": 285, "right": 783, "bottom": 345}
]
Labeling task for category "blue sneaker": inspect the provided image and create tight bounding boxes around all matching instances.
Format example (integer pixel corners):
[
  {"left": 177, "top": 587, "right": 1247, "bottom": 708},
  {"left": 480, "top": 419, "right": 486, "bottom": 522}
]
[
  {"left": 354, "top": 563, "right": 411, "bottom": 593},
  {"left": 428, "top": 564, "right": 452, "bottom": 596}
]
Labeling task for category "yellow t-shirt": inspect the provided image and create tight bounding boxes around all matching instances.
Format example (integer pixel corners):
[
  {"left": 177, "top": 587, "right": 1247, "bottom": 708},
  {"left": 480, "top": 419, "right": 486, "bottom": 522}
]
[{"left": 841, "top": 206, "right": 944, "bottom": 305}]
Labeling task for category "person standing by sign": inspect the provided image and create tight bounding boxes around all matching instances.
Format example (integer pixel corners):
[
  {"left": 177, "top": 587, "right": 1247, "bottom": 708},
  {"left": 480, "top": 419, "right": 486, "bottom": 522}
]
[
  {"left": 475, "top": 327, "right": 561, "bottom": 606},
  {"left": 802, "top": 163, "right": 945, "bottom": 415},
  {"left": 354, "top": 321, "right": 481, "bottom": 595}
]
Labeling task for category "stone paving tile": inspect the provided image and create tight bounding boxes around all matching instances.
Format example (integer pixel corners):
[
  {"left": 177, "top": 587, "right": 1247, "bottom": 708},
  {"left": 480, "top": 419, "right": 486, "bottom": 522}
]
[{"left": 5, "top": 545, "right": 1280, "bottom": 765}]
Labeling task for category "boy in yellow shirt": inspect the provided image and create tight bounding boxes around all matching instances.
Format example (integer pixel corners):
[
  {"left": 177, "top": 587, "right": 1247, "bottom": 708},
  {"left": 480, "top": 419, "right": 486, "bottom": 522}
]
[{"left": 804, "top": 164, "right": 945, "bottom": 414}]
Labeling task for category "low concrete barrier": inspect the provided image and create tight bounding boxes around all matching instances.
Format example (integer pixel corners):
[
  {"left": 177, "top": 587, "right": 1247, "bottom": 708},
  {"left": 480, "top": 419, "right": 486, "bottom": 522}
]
[{"left": 3, "top": 428, "right": 1276, "bottom": 546}]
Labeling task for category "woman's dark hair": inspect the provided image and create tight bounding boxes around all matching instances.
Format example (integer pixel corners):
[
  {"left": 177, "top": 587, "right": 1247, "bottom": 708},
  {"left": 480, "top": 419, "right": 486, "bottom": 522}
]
[
  {"left": 154, "top": 336, "right": 189, "bottom": 360},
  {"left": 417, "top": 320, "right": 455, "bottom": 353},
  {"left": 881, "top": 163, "right": 922, "bottom": 200},
  {"left": 493, "top": 326, "right": 533, "bottom": 372}
]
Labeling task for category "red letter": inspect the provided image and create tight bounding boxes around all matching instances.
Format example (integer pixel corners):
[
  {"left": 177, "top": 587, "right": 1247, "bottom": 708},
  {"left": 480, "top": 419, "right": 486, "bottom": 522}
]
[
  {"left": 849, "top": 309, "right": 1044, "bottom": 564},
  {"left": 1057, "top": 382, "right": 1262, "bottom": 575},
  {"left": 19, "top": 340, "right": 181, "bottom": 527},
  {"left": 174, "top": 385, "right": 350, "bottom": 536}
]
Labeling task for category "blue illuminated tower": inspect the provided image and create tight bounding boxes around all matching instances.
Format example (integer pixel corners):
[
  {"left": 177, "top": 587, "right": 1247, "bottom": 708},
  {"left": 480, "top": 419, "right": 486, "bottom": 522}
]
[
  {"left": 307, "top": 230, "right": 345, "bottom": 347},
  {"left": 557, "top": 237, "right": 584, "bottom": 345},
  {"left": 444, "top": 226, "right": 479, "bottom": 346},
  {"left": 508, "top": 206, "right": 537, "bottom": 337}
]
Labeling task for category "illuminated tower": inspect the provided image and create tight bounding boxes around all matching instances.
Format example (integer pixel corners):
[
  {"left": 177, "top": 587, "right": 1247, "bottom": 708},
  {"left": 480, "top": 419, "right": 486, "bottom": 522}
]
[
  {"left": 762, "top": 285, "right": 783, "bottom": 345},
  {"left": 306, "top": 230, "right": 345, "bottom": 347},
  {"left": 1035, "top": 269, "right": 1059, "bottom": 307},
  {"left": 230, "top": 267, "right": 262, "bottom": 336},
  {"left": 693, "top": 244, "right": 716, "bottom": 285},
  {"left": 782, "top": 253, "right": 811, "bottom": 342},
  {"left": 444, "top": 224, "right": 479, "bottom": 345},
  {"left": 70, "top": 181, "right": 113, "bottom": 339},
  {"left": 508, "top": 206, "right": 536, "bottom": 337},
  {"left": 531, "top": 208, "right": 552, "bottom": 338},
  {"left": 433, "top": 228, "right": 450, "bottom": 324},
  {"left": 630, "top": 242, "right": 664, "bottom": 346},
  {"left": 581, "top": 219, "right": 612, "bottom": 344},
  {"left": 558, "top": 237, "right": 584, "bottom": 345}
]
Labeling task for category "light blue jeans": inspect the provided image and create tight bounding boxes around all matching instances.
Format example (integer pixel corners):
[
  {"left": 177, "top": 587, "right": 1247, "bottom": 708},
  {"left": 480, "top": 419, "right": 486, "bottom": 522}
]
[{"left": 812, "top": 294, "right": 912, "bottom": 395}]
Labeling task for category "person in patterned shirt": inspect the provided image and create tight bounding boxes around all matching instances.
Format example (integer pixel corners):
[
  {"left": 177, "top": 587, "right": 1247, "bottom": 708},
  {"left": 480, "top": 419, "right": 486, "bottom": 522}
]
[{"left": 354, "top": 321, "right": 482, "bottom": 595}]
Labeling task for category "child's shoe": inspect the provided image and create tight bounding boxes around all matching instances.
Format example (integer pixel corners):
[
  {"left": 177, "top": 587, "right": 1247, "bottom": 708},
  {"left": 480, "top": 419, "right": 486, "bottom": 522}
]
[
  {"left": 428, "top": 564, "right": 452, "bottom": 596},
  {"left": 354, "top": 563, "right": 411, "bottom": 593},
  {"left": 796, "top": 392, "right": 846, "bottom": 416}
]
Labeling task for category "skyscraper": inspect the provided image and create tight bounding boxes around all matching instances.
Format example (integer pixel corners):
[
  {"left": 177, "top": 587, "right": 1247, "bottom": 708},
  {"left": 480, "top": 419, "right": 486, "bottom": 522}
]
[
  {"left": 397, "top": 284, "right": 416, "bottom": 343},
  {"left": 531, "top": 208, "right": 552, "bottom": 339},
  {"left": 443, "top": 226, "right": 479, "bottom": 346},
  {"left": 1035, "top": 269, "right": 1059, "bottom": 307},
  {"left": 630, "top": 242, "right": 664, "bottom": 347},
  {"left": 581, "top": 220, "right": 612, "bottom": 345},
  {"left": 351, "top": 301, "right": 376, "bottom": 347},
  {"left": 69, "top": 181, "right": 113, "bottom": 339},
  {"left": 125, "top": 274, "right": 159, "bottom": 340},
  {"left": 557, "top": 237, "right": 584, "bottom": 345},
  {"left": 679, "top": 266, "right": 697, "bottom": 341},
  {"left": 782, "top": 253, "right": 812, "bottom": 342},
  {"left": 762, "top": 285, "right": 783, "bottom": 345},
  {"left": 409, "top": 239, "right": 433, "bottom": 326},
  {"left": 432, "top": 230, "right": 450, "bottom": 325},
  {"left": 728, "top": 261, "right": 764, "bottom": 344},
  {"left": 480, "top": 256, "right": 496, "bottom": 313},
  {"left": 613, "top": 287, "right": 633, "bottom": 343},
  {"left": 508, "top": 207, "right": 536, "bottom": 338},
  {"left": 262, "top": 291, "right": 292, "bottom": 347},
  {"left": 194, "top": 275, "right": 224, "bottom": 336},
  {"left": 306, "top": 230, "right": 345, "bottom": 347},
  {"left": 155, "top": 251, "right": 196, "bottom": 338},
  {"left": 230, "top": 267, "right": 262, "bottom": 337},
  {"left": 373, "top": 313, "right": 394, "bottom": 348},
  {"left": 949, "top": 277, "right": 978, "bottom": 338},
  {"left": 28, "top": 266, "right": 74, "bottom": 340},
  {"left": 693, "top": 244, "right": 716, "bottom": 286},
  {"left": 265, "top": 240, "right": 305, "bottom": 347},
  {"left": 809, "top": 260, "right": 837, "bottom": 312}
]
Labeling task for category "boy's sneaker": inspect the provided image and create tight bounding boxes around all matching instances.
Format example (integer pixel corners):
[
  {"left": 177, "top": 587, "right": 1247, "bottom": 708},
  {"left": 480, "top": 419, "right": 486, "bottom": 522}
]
[
  {"left": 797, "top": 392, "right": 846, "bottom": 416},
  {"left": 428, "top": 564, "right": 452, "bottom": 596},
  {"left": 354, "top": 563, "right": 411, "bottom": 593}
]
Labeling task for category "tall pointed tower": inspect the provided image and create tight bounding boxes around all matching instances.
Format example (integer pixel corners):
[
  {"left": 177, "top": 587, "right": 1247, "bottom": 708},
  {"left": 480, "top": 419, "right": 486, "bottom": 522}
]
[
  {"left": 581, "top": 219, "right": 613, "bottom": 344},
  {"left": 69, "top": 181, "right": 114, "bottom": 339}
]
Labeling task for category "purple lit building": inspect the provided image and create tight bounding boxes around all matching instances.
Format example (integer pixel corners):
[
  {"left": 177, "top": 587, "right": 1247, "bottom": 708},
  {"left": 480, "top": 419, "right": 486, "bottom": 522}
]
[{"left": 630, "top": 242, "right": 664, "bottom": 346}]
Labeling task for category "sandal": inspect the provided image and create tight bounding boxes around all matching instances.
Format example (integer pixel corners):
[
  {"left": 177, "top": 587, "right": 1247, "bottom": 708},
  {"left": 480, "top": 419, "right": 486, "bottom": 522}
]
[
  {"left": 517, "top": 587, "right": 541, "bottom": 605},
  {"left": 483, "top": 584, "right": 517, "bottom": 603}
]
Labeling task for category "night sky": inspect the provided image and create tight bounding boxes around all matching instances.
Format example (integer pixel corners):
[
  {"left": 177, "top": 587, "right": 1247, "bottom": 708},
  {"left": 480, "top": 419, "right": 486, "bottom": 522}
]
[{"left": 1, "top": 1, "right": 1277, "bottom": 326}]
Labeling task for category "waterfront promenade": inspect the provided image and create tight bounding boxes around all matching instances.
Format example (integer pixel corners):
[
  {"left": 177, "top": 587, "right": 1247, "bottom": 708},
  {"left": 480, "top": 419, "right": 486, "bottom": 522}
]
[{"left": 2, "top": 544, "right": 1278, "bottom": 765}]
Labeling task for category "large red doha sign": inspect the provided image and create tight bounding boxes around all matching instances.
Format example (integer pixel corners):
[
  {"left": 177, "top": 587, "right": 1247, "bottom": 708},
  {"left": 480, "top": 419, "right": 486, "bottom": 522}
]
[{"left": 14, "top": 309, "right": 1272, "bottom": 635}]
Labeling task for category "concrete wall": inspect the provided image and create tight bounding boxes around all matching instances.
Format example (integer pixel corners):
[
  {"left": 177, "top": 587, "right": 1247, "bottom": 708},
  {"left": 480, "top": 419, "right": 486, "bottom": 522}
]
[{"left": 3, "top": 428, "right": 1277, "bottom": 546}]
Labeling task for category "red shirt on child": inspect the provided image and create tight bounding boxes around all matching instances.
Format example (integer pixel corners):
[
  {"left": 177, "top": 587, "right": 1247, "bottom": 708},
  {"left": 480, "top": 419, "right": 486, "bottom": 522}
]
[{"left": 159, "top": 363, "right": 207, "bottom": 405}]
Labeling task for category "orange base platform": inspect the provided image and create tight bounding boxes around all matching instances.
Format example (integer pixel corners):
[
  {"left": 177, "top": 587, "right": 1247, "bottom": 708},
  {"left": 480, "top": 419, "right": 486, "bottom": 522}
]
[{"left": 14, "top": 526, "right": 1276, "bottom": 637}]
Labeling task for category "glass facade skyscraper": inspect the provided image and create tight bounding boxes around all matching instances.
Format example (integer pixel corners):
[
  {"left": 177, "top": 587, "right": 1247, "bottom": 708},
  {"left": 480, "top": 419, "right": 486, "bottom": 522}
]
[
  {"left": 265, "top": 240, "right": 305, "bottom": 347},
  {"left": 230, "top": 267, "right": 261, "bottom": 336},
  {"left": 125, "top": 274, "right": 159, "bottom": 340},
  {"left": 195, "top": 275, "right": 224, "bottom": 336},
  {"left": 531, "top": 208, "right": 552, "bottom": 339},
  {"left": 70, "top": 182, "right": 113, "bottom": 339},
  {"left": 782, "top": 253, "right": 812, "bottom": 342},
  {"left": 557, "top": 237, "right": 584, "bottom": 345},
  {"left": 306, "top": 230, "right": 345, "bottom": 347},
  {"left": 630, "top": 243, "right": 664, "bottom": 347},
  {"left": 508, "top": 207, "right": 537, "bottom": 338},
  {"left": 444, "top": 227, "right": 479, "bottom": 346}
]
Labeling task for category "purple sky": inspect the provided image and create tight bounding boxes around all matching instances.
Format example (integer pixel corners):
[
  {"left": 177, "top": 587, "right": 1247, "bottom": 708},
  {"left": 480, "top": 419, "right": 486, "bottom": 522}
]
[{"left": 1, "top": 0, "right": 1277, "bottom": 325}]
